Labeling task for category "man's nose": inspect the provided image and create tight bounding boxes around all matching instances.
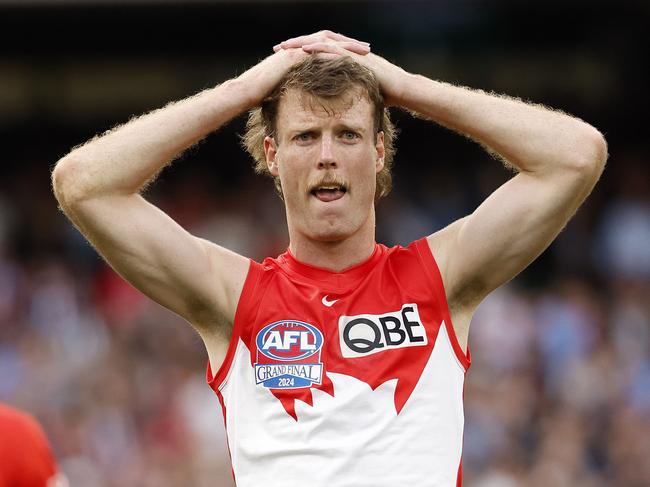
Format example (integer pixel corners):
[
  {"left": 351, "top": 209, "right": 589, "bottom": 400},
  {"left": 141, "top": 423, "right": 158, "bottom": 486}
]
[{"left": 317, "top": 135, "right": 338, "bottom": 169}]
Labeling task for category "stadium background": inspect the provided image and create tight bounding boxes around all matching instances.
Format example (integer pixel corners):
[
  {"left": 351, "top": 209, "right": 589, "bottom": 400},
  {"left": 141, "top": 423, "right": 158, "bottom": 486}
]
[{"left": 1, "top": 0, "right": 648, "bottom": 485}]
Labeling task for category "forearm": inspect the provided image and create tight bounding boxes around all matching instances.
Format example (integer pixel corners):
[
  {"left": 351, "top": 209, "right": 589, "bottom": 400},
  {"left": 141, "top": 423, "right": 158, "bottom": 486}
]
[
  {"left": 396, "top": 73, "right": 607, "bottom": 173},
  {"left": 52, "top": 80, "right": 250, "bottom": 203},
  {"left": 52, "top": 49, "right": 302, "bottom": 203}
]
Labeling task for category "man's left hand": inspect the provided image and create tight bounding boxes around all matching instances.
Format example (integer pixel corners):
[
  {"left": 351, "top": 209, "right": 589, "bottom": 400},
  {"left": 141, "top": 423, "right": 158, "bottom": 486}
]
[{"left": 273, "top": 30, "right": 409, "bottom": 107}]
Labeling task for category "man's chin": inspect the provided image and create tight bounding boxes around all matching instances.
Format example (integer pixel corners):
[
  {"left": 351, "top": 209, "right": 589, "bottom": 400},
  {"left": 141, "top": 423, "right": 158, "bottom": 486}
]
[{"left": 305, "top": 221, "right": 352, "bottom": 243}]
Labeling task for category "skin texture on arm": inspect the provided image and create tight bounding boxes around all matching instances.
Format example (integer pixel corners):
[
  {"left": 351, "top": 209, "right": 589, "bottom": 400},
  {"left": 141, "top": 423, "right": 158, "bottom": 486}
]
[
  {"left": 51, "top": 46, "right": 361, "bottom": 360},
  {"left": 51, "top": 36, "right": 370, "bottom": 369},
  {"left": 275, "top": 33, "right": 608, "bottom": 352},
  {"left": 393, "top": 72, "right": 608, "bottom": 351}
]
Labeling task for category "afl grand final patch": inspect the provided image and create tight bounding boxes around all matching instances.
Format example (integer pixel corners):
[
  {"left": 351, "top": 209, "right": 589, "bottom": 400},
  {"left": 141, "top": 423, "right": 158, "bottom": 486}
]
[{"left": 254, "top": 320, "right": 324, "bottom": 389}]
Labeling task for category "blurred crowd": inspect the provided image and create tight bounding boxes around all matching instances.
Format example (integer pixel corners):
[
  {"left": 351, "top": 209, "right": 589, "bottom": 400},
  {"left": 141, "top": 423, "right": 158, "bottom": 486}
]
[{"left": 1, "top": 121, "right": 649, "bottom": 487}]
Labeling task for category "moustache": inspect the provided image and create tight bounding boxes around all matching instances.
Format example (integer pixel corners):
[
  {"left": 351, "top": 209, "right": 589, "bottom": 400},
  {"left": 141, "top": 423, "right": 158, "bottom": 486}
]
[{"left": 307, "top": 173, "right": 348, "bottom": 193}]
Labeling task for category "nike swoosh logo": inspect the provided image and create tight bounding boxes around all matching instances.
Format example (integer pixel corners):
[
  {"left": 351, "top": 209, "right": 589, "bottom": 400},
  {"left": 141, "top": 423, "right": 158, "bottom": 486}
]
[{"left": 322, "top": 295, "right": 339, "bottom": 307}]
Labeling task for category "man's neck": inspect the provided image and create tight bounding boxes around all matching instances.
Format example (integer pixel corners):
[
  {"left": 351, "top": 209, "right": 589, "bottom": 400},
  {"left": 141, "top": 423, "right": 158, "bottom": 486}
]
[{"left": 288, "top": 226, "right": 376, "bottom": 273}]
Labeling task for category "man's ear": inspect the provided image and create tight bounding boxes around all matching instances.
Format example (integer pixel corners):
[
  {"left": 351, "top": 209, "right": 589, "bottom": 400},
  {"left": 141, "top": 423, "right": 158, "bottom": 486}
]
[
  {"left": 264, "top": 136, "right": 280, "bottom": 177},
  {"left": 375, "top": 131, "right": 385, "bottom": 173}
]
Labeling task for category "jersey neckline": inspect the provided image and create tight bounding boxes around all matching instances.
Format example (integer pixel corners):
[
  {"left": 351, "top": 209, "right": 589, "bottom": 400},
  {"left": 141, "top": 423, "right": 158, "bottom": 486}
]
[{"left": 277, "top": 242, "right": 385, "bottom": 291}]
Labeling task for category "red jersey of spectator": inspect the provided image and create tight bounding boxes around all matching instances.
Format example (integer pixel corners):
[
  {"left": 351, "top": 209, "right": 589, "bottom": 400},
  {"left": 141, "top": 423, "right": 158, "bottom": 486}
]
[{"left": 0, "top": 403, "right": 61, "bottom": 487}]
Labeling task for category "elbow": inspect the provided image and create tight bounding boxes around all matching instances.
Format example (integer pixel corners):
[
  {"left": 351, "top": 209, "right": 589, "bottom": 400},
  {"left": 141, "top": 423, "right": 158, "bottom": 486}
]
[
  {"left": 584, "top": 126, "right": 609, "bottom": 170},
  {"left": 51, "top": 156, "right": 89, "bottom": 209},
  {"left": 571, "top": 125, "right": 609, "bottom": 178},
  {"left": 51, "top": 157, "right": 71, "bottom": 206}
]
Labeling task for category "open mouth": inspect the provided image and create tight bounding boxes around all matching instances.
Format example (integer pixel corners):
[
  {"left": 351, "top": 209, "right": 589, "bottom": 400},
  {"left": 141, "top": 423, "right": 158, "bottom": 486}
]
[{"left": 310, "top": 185, "right": 347, "bottom": 203}]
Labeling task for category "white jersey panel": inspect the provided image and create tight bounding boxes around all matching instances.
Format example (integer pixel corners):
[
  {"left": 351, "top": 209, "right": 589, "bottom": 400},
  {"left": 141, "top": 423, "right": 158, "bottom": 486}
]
[{"left": 219, "top": 322, "right": 465, "bottom": 487}]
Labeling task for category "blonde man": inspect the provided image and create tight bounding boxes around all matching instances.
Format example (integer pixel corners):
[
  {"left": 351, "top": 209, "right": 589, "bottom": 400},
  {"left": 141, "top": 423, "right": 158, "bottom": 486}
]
[{"left": 52, "top": 31, "right": 607, "bottom": 487}]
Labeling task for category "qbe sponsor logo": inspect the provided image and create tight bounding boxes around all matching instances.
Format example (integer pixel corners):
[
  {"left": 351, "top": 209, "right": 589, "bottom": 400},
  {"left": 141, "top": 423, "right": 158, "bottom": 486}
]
[
  {"left": 254, "top": 320, "right": 324, "bottom": 389},
  {"left": 338, "top": 304, "right": 428, "bottom": 358}
]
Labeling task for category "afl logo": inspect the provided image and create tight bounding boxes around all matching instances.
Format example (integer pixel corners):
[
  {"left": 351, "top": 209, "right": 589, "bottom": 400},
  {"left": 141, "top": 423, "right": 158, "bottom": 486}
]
[
  {"left": 255, "top": 321, "right": 324, "bottom": 389},
  {"left": 256, "top": 321, "right": 324, "bottom": 361}
]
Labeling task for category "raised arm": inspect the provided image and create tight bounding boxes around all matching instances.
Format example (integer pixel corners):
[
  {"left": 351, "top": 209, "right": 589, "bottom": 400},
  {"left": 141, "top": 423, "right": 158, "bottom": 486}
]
[
  {"left": 275, "top": 33, "right": 607, "bottom": 351},
  {"left": 50, "top": 46, "right": 344, "bottom": 343},
  {"left": 401, "top": 76, "right": 606, "bottom": 348},
  {"left": 395, "top": 75, "right": 608, "bottom": 296}
]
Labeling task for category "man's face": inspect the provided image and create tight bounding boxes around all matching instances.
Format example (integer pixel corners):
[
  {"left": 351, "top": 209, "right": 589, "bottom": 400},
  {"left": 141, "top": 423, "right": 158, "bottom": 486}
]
[{"left": 264, "top": 88, "right": 385, "bottom": 243}]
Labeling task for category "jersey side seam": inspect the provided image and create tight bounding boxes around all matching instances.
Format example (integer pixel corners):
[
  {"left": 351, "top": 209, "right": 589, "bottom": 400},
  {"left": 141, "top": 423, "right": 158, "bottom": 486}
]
[
  {"left": 211, "top": 259, "right": 263, "bottom": 391},
  {"left": 413, "top": 238, "right": 471, "bottom": 371}
]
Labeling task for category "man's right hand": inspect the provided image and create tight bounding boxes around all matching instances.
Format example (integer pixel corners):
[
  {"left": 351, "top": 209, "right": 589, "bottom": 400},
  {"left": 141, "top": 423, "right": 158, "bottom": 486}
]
[
  {"left": 273, "top": 30, "right": 371, "bottom": 56},
  {"left": 241, "top": 30, "right": 371, "bottom": 108},
  {"left": 271, "top": 30, "right": 408, "bottom": 107},
  {"left": 236, "top": 48, "right": 308, "bottom": 108}
]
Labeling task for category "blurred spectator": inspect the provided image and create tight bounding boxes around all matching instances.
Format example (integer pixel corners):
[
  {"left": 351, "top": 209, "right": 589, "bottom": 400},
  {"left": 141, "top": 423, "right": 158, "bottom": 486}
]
[{"left": 596, "top": 155, "right": 650, "bottom": 279}]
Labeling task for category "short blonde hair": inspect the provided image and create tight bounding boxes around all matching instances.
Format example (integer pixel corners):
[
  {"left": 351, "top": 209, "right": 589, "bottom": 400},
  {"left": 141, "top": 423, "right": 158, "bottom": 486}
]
[{"left": 241, "top": 56, "right": 398, "bottom": 202}]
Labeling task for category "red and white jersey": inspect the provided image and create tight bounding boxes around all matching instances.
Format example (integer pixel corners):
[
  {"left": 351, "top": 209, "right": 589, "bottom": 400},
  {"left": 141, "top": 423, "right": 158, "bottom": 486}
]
[
  {"left": 0, "top": 403, "right": 63, "bottom": 487},
  {"left": 207, "top": 238, "right": 471, "bottom": 487}
]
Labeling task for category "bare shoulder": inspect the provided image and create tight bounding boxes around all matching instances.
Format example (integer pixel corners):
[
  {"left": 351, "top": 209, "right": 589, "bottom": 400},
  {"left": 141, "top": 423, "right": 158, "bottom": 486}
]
[
  {"left": 425, "top": 217, "right": 474, "bottom": 353},
  {"left": 192, "top": 239, "right": 251, "bottom": 371},
  {"left": 425, "top": 217, "right": 469, "bottom": 304},
  {"left": 193, "top": 238, "right": 251, "bottom": 327}
]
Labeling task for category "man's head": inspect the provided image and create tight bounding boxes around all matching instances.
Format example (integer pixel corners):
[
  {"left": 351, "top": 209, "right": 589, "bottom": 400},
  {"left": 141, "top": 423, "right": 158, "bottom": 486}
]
[
  {"left": 243, "top": 56, "right": 397, "bottom": 201},
  {"left": 242, "top": 55, "right": 397, "bottom": 242}
]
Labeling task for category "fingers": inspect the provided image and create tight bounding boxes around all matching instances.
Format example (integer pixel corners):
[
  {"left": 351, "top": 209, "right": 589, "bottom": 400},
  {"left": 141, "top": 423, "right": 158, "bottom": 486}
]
[
  {"left": 320, "top": 30, "right": 370, "bottom": 46},
  {"left": 274, "top": 35, "right": 316, "bottom": 51},
  {"left": 273, "top": 30, "right": 370, "bottom": 53},
  {"left": 301, "top": 42, "right": 343, "bottom": 56},
  {"left": 278, "top": 30, "right": 369, "bottom": 47},
  {"left": 334, "top": 41, "right": 371, "bottom": 55},
  {"left": 301, "top": 41, "right": 369, "bottom": 56}
]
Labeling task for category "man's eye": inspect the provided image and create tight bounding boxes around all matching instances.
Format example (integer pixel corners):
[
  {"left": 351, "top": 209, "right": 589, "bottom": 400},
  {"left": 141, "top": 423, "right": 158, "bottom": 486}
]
[
  {"left": 296, "top": 132, "right": 313, "bottom": 141},
  {"left": 342, "top": 131, "right": 359, "bottom": 140}
]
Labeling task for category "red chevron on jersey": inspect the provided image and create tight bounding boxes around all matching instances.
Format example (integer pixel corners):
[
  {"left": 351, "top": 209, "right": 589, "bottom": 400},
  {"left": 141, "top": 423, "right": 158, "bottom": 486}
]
[{"left": 262, "top": 302, "right": 435, "bottom": 420}]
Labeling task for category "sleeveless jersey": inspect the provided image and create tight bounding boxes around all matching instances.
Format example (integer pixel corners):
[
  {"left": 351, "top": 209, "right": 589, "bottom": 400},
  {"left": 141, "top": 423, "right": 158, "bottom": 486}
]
[{"left": 207, "top": 237, "right": 471, "bottom": 487}]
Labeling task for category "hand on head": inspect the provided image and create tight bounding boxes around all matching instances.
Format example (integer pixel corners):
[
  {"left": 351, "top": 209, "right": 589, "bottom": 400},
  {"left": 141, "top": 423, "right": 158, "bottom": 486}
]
[
  {"left": 271, "top": 30, "right": 405, "bottom": 108},
  {"left": 273, "top": 30, "right": 371, "bottom": 58}
]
